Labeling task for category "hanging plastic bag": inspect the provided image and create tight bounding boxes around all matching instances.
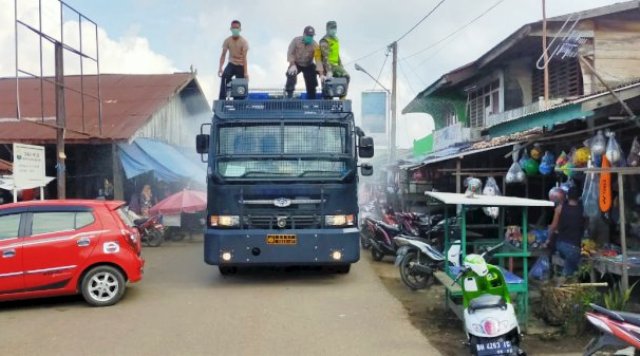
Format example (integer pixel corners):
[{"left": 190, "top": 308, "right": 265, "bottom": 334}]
[
  {"left": 573, "top": 146, "right": 590, "bottom": 167},
  {"left": 529, "top": 255, "right": 550, "bottom": 281},
  {"left": 482, "top": 177, "right": 501, "bottom": 219},
  {"left": 605, "top": 131, "right": 623, "bottom": 164},
  {"left": 518, "top": 149, "right": 530, "bottom": 169},
  {"left": 600, "top": 155, "right": 612, "bottom": 212},
  {"left": 628, "top": 137, "right": 640, "bottom": 167},
  {"left": 556, "top": 151, "right": 568, "bottom": 166},
  {"left": 506, "top": 162, "right": 526, "bottom": 184},
  {"left": 530, "top": 143, "right": 543, "bottom": 161},
  {"left": 465, "top": 177, "right": 483, "bottom": 198},
  {"left": 539, "top": 151, "right": 555, "bottom": 175},
  {"left": 589, "top": 130, "right": 607, "bottom": 156},
  {"left": 583, "top": 162, "right": 600, "bottom": 218}
]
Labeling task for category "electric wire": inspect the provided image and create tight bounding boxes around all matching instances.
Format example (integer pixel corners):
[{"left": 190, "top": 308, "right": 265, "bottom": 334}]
[
  {"left": 394, "top": 0, "right": 447, "bottom": 43},
  {"left": 398, "top": 61, "right": 417, "bottom": 96},
  {"left": 372, "top": 51, "right": 390, "bottom": 91},
  {"left": 402, "top": 0, "right": 506, "bottom": 61}
]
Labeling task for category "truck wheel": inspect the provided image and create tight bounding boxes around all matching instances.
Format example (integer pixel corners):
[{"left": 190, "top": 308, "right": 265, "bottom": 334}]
[
  {"left": 371, "top": 248, "right": 385, "bottom": 261},
  {"left": 335, "top": 264, "right": 351, "bottom": 274},
  {"left": 81, "top": 265, "right": 126, "bottom": 307},
  {"left": 399, "top": 252, "right": 431, "bottom": 290},
  {"left": 219, "top": 266, "right": 237, "bottom": 276}
]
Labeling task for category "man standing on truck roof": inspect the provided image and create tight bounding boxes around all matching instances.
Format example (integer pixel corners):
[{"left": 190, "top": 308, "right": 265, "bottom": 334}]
[
  {"left": 319, "top": 21, "right": 349, "bottom": 88},
  {"left": 218, "top": 20, "right": 249, "bottom": 100},
  {"left": 285, "top": 25, "right": 324, "bottom": 99}
]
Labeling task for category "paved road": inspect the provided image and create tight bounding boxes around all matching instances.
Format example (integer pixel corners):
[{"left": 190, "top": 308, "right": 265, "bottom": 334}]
[{"left": 0, "top": 238, "right": 440, "bottom": 356}]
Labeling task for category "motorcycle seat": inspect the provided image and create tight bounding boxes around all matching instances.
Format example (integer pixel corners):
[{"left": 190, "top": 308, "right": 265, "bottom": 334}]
[
  {"left": 376, "top": 221, "right": 401, "bottom": 234},
  {"left": 592, "top": 304, "right": 640, "bottom": 327},
  {"left": 133, "top": 218, "right": 148, "bottom": 226},
  {"left": 469, "top": 294, "right": 507, "bottom": 313}
]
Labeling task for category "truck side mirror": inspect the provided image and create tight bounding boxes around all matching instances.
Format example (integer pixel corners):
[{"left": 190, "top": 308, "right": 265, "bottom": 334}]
[
  {"left": 196, "top": 134, "right": 210, "bottom": 154},
  {"left": 360, "top": 164, "right": 373, "bottom": 176},
  {"left": 359, "top": 136, "right": 374, "bottom": 158}
]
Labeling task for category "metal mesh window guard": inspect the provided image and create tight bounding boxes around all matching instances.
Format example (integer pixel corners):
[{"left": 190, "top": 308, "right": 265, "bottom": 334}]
[{"left": 219, "top": 125, "right": 347, "bottom": 155}]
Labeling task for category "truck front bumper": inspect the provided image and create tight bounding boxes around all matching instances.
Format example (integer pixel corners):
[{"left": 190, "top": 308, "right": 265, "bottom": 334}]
[{"left": 204, "top": 227, "right": 360, "bottom": 265}]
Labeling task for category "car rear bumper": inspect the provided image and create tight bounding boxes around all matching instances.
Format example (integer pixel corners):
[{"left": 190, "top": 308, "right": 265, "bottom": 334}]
[
  {"left": 204, "top": 227, "right": 360, "bottom": 265},
  {"left": 125, "top": 255, "right": 145, "bottom": 283}
]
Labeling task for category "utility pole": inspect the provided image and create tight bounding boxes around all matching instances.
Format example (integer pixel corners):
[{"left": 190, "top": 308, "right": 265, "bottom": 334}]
[
  {"left": 54, "top": 42, "right": 66, "bottom": 199},
  {"left": 390, "top": 41, "right": 398, "bottom": 163},
  {"left": 542, "top": 0, "right": 550, "bottom": 108}
]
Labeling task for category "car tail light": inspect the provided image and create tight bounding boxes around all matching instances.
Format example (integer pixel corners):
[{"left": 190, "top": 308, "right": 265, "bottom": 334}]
[{"left": 122, "top": 229, "right": 141, "bottom": 254}]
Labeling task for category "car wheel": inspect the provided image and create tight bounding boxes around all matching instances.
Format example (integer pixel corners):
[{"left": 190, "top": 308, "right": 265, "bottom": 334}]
[
  {"left": 399, "top": 251, "right": 431, "bottom": 290},
  {"left": 371, "top": 248, "right": 385, "bottom": 261},
  {"left": 81, "top": 265, "right": 126, "bottom": 307}
]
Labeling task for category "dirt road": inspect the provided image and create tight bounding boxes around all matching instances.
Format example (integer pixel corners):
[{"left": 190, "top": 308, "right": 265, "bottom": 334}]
[{"left": 0, "top": 238, "right": 440, "bottom": 356}]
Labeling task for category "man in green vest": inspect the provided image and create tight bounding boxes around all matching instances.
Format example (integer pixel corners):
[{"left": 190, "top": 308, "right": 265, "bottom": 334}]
[{"left": 319, "top": 21, "right": 349, "bottom": 87}]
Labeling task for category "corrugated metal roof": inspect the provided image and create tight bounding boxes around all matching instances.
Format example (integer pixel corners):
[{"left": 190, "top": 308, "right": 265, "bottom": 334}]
[{"left": 0, "top": 73, "right": 203, "bottom": 143}]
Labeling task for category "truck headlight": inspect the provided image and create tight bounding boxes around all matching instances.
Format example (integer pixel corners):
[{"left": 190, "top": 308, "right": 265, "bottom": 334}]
[
  {"left": 325, "top": 214, "right": 355, "bottom": 226},
  {"left": 210, "top": 215, "right": 240, "bottom": 227}
]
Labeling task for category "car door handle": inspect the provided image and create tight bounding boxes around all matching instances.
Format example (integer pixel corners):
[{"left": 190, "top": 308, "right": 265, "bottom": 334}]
[
  {"left": 77, "top": 238, "right": 91, "bottom": 247},
  {"left": 2, "top": 249, "right": 16, "bottom": 258}
]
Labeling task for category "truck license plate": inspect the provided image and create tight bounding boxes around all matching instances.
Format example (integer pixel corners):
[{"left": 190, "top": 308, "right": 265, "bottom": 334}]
[{"left": 266, "top": 234, "right": 297, "bottom": 245}]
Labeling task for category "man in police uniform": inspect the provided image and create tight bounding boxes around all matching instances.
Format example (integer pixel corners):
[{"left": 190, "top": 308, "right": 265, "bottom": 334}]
[
  {"left": 319, "top": 21, "right": 349, "bottom": 88},
  {"left": 285, "top": 26, "right": 324, "bottom": 99}
]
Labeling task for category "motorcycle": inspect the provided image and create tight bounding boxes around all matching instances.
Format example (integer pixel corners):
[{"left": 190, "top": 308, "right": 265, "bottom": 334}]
[
  {"left": 395, "top": 217, "right": 480, "bottom": 290},
  {"left": 133, "top": 215, "right": 165, "bottom": 247},
  {"left": 584, "top": 303, "right": 640, "bottom": 355},
  {"left": 453, "top": 242, "right": 525, "bottom": 356},
  {"left": 368, "top": 218, "right": 403, "bottom": 261}
]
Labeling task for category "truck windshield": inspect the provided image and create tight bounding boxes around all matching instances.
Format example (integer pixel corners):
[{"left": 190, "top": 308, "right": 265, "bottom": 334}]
[{"left": 216, "top": 124, "right": 350, "bottom": 179}]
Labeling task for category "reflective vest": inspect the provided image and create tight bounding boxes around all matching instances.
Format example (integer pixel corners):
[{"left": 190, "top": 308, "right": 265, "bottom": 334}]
[{"left": 323, "top": 36, "right": 340, "bottom": 66}]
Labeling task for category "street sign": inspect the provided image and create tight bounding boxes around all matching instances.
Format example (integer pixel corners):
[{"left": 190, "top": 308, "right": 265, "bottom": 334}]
[
  {"left": 362, "top": 91, "right": 388, "bottom": 134},
  {"left": 13, "top": 143, "right": 46, "bottom": 189}
]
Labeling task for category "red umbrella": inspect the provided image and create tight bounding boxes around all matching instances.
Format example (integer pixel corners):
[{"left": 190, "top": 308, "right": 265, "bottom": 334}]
[{"left": 150, "top": 189, "right": 207, "bottom": 215}]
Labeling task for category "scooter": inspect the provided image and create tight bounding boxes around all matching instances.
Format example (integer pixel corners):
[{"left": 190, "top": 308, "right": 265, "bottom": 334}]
[
  {"left": 453, "top": 242, "right": 525, "bottom": 356},
  {"left": 584, "top": 303, "right": 640, "bottom": 355},
  {"left": 368, "top": 219, "right": 403, "bottom": 261}
]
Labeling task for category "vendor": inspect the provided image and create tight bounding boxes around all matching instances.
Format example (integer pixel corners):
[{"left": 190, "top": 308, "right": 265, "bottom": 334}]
[{"left": 543, "top": 186, "right": 586, "bottom": 276}]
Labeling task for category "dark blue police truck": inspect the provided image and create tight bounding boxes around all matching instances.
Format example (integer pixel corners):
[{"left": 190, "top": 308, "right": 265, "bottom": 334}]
[{"left": 196, "top": 82, "right": 374, "bottom": 274}]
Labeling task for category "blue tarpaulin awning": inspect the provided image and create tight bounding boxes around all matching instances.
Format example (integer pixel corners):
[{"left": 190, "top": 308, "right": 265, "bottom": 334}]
[{"left": 118, "top": 138, "right": 206, "bottom": 184}]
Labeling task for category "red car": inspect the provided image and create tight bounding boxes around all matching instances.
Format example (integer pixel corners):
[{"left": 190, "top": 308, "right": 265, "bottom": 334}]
[{"left": 0, "top": 200, "right": 144, "bottom": 306}]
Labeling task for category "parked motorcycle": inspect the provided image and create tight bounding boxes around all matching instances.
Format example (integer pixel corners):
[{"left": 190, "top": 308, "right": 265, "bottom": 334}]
[
  {"left": 133, "top": 215, "right": 165, "bottom": 247},
  {"left": 453, "top": 242, "right": 525, "bottom": 356},
  {"left": 368, "top": 219, "right": 403, "bottom": 261},
  {"left": 584, "top": 303, "right": 640, "bottom": 355}
]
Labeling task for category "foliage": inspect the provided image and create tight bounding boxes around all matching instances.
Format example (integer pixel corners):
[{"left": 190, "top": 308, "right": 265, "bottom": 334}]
[{"left": 603, "top": 281, "right": 638, "bottom": 311}]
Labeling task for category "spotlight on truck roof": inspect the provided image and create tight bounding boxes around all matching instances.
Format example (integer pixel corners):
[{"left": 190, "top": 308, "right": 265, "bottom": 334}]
[
  {"left": 322, "top": 77, "right": 348, "bottom": 99},
  {"left": 227, "top": 78, "right": 249, "bottom": 100}
]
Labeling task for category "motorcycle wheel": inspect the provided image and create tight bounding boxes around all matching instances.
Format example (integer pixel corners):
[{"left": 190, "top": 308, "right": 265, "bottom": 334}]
[
  {"left": 399, "top": 251, "right": 431, "bottom": 290},
  {"left": 360, "top": 233, "right": 371, "bottom": 249},
  {"left": 371, "top": 247, "right": 385, "bottom": 261},
  {"left": 146, "top": 230, "right": 164, "bottom": 247}
]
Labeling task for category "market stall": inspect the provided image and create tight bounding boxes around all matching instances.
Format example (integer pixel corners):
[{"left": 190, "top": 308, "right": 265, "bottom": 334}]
[{"left": 429, "top": 191, "right": 554, "bottom": 331}]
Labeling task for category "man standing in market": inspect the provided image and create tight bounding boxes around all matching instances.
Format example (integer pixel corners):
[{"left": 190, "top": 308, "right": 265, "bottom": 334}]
[
  {"left": 544, "top": 186, "right": 586, "bottom": 277},
  {"left": 319, "top": 21, "right": 350, "bottom": 89},
  {"left": 285, "top": 26, "right": 324, "bottom": 99},
  {"left": 218, "top": 20, "right": 249, "bottom": 100}
]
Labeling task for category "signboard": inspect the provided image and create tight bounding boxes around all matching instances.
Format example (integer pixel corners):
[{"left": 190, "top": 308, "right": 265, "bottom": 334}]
[
  {"left": 433, "top": 123, "right": 470, "bottom": 150},
  {"left": 361, "top": 91, "right": 388, "bottom": 134},
  {"left": 13, "top": 143, "right": 46, "bottom": 189}
]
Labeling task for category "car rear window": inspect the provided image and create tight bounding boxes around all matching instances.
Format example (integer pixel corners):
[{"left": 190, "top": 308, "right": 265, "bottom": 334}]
[
  {"left": 116, "top": 207, "right": 135, "bottom": 227},
  {"left": 0, "top": 214, "right": 21, "bottom": 240},
  {"left": 31, "top": 211, "right": 97, "bottom": 235}
]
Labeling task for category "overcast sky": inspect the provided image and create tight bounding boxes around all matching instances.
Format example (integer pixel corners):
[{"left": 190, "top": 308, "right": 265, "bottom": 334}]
[{"left": 0, "top": 0, "right": 626, "bottom": 147}]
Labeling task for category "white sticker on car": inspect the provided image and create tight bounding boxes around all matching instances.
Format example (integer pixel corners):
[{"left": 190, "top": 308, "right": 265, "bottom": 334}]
[{"left": 103, "top": 241, "right": 120, "bottom": 254}]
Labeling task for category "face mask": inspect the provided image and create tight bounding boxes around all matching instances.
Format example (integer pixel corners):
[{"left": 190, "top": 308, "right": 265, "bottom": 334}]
[
  {"left": 303, "top": 35, "right": 313, "bottom": 45},
  {"left": 328, "top": 29, "right": 337, "bottom": 37},
  {"left": 231, "top": 28, "right": 241, "bottom": 37}
]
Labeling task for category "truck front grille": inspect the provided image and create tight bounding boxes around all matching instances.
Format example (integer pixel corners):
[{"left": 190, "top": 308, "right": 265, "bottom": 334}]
[{"left": 244, "top": 214, "right": 321, "bottom": 229}]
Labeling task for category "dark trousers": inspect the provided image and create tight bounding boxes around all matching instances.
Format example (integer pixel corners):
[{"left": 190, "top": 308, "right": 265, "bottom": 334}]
[
  {"left": 285, "top": 64, "right": 318, "bottom": 99},
  {"left": 219, "top": 63, "right": 245, "bottom": 100}
]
